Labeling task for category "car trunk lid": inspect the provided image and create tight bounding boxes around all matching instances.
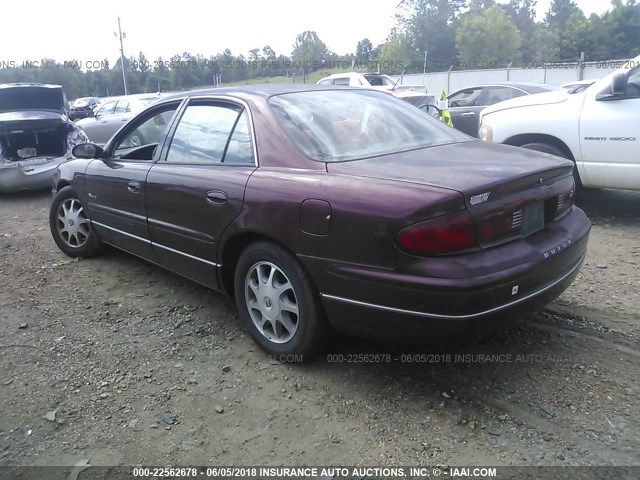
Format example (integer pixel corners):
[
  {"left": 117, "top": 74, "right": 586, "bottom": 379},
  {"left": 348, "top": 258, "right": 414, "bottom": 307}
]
[{"left": 327, "top": 140, "right": 575, "bottom": 249}]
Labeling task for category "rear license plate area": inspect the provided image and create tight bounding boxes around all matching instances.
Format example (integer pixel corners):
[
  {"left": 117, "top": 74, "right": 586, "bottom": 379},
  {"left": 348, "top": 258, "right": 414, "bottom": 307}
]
[{"left": 521, "top": 201, "right": 545, "bottom": 236}]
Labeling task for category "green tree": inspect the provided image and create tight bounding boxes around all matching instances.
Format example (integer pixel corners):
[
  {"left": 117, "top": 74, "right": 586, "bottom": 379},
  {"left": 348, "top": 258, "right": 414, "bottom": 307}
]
[
  {"left": 600, "top": 0, "right": 640, "bottom": 59},
  {"left": 355, "top": 38, "right": 374, "bottom": 62},
  {"left": 456, "top": 6, "right": 522, "bottom": 65},
  {"left": 531, "top": 23, "right": 560, "bottom": 62},
  {"left": 396, "top": 0, "right": 466, "bottom": 70},
  {"left": 291, "top": 31, "right": 330, "bottom": 72},
  {"left": 501, "top": 0, "right": 538, "bottom": 61},
  {"left": 378, "top": 33, "right": 414, "bottom": 73},
  {"left": 545, "top": 0, "right": 581, "bottom": 29}
]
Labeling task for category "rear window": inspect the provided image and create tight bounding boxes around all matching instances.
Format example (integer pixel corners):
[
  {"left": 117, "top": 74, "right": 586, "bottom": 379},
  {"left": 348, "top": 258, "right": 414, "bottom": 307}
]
[
  {"left": 0, "top": 86, "right": 65, "bottom": 111},
  {"left": 269, "top": 90, "right": 468, "bottom": 162}
]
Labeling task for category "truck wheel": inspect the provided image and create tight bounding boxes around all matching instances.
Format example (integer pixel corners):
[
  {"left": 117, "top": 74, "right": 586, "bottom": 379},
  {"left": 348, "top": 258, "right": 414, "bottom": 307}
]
[{"left": 521, "top": 142, "right": 582, "bottom": 188}]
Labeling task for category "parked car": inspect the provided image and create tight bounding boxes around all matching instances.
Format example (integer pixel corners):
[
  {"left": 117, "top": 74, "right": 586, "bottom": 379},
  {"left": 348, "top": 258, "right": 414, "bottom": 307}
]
[
  {"left": 76, "top": 93, "right": 165, "bottom": 146},
  {"left": 317, "top": 72, "right": 435, "bottom": 107},
  {"left": 479, "top": 53, "right": 640, "bottom": 190},
  {"left": 0, "top": 83, "right": 89, "bottom": 193},
  {"left": 50, "top": 85, "right": 591, "bottom": 358},
  {"left": 446, "top": 82, "right": 561, "bottom": 137},
  {"left": 68, "top": 96, "right": 100, "bottom": 121}
]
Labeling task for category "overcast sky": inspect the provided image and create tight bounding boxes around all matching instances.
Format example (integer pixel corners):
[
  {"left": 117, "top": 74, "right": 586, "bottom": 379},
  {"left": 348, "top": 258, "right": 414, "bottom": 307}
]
[{"left": 1, "top": 0, "right": 613, "bottom": 65}]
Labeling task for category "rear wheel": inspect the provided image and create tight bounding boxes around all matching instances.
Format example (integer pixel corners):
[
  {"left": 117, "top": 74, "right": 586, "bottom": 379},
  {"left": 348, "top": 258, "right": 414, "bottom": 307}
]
[
  {"left": 49, "top": 186, "right": 103, "bottom": 258},
  {"left": 521, "top": 142, "right": 582, "bottom": 188},
  {"left": 234, "top": 241, "right": 328, "bottom": 360}
]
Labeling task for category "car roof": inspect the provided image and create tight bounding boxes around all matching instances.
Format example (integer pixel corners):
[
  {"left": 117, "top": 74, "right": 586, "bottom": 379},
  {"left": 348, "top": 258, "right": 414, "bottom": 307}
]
[
  {"left": 160, "top": 84, "right": 359, "bottom": 102},
  {"left": 0, "top": 82, "right": 63, "bottom": 89},
  {"left": 450, "top": 82, "right": 560, "bottom": 94}
]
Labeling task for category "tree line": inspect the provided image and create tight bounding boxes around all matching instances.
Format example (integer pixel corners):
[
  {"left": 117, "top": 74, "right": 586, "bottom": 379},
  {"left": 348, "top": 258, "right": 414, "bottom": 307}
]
[{"left": 0, "top": 0, "right": 637, "bottom": 99}]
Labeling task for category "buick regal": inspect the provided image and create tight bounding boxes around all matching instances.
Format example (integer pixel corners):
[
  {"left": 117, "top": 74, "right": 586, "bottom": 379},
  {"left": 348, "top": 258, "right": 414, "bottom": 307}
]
[{"left": 49, "top": 85, "right": 591, "bottom": 358}]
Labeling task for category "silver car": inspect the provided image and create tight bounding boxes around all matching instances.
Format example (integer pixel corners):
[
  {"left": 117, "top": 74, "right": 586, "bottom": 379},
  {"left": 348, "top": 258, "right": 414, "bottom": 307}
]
[
  {"left": 0, "top": 83, "right": 89, "bottom": 193},
  {"left": 76, "top": 93, "right": 165, "bottom": 146}
]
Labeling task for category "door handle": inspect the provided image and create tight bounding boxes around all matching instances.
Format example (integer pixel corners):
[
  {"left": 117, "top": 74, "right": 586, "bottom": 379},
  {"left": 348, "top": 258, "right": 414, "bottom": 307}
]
[
  {"left": 461, "top": 112, "right": 476, "bottom": 117},
  {"left": 206, "top": 190, "right": 228, "bottom": 205},
  {"left": 127, "top": 180, "right": 141, "bottom": 193}
]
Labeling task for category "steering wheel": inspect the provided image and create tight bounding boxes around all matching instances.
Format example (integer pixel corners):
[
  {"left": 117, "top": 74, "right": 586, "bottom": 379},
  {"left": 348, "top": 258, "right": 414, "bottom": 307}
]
[{"left": 418, "top": 104, "right": 443, "bottom": 119}]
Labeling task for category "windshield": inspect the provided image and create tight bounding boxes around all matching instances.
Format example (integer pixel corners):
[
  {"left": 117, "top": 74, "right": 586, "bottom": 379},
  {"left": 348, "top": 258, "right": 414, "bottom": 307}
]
[
  {"left": 0, "top": 86, "right": 65, "bottom": 111},
  {"left": 270, "top": 90, "right": 469, "bottom": 162}
]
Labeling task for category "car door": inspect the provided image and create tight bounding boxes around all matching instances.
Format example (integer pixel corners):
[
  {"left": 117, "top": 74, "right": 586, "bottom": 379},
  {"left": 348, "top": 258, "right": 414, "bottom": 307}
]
[
  {"left": 579, "top": 66, "right": 640, "bottom": 189},
  {"left": 447, "top": 87, "right": 485, "bottom": 136},
  {"left": 81, "top": 99, "right": 117, "bottom": 143},
  {"left": 83, "top": 100, "right": 183, "bottom": 260},
  {"left": 145, "top": 98, "right": 257, "bottom": 289}
]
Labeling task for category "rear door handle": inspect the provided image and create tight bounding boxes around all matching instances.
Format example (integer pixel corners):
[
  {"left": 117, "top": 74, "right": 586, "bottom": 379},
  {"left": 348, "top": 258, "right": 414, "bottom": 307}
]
[
  {"left": 206, "top": 190, "right": 227, "bottom": 205},
  {"left": 461, "top": 112, "right": 476, "bottom": 117},
  {"left": 127, "top": 180, "right": 141, "bottom": 193}
]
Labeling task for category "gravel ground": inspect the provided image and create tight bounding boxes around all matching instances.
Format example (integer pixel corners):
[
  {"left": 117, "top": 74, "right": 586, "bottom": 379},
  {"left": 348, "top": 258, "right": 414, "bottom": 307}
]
[{"left": 0, "top": 188, "right": 638, "bottom": 475}]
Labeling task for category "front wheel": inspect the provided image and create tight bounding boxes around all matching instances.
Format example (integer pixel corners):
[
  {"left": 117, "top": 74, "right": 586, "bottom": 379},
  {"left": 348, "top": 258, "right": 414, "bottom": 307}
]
[
  {"left": 49, "top": 186, "right": 103, "bottom": 258},
  {"left": 520, "top": 142, "right": 582, "bottom": 188},
  {"left": 234, "top": 241, "right": 328, "bottom": 359}
]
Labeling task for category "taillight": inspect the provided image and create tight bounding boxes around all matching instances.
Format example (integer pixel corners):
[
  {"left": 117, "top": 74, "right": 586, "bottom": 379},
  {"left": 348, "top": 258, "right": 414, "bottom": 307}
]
[
  {"left": 397, "top": 211, "right": 477, "bottom": 255},
  {"left": 555, "top": 186, "right": 575, "bottom": 220}
]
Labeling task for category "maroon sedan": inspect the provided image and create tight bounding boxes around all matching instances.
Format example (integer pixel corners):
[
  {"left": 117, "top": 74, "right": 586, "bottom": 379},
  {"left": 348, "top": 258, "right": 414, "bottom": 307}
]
[{"left": 49, "top": 85, "right": 591, "bottom": 358}]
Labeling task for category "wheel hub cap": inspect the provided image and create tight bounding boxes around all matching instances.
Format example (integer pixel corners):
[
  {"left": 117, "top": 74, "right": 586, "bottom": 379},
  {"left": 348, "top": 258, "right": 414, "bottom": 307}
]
[
  {"left": 56, "top": 198, "right": 90, "bottom": 248},
  {"left": 245, "top": 261, "right": 299, "bottom": 344}
]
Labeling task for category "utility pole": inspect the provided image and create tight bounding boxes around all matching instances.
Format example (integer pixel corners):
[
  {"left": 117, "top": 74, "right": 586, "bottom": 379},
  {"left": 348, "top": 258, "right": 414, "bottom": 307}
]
[
  {"left": 302, "top": 33, "right": 306, "bottom": 84},
  {"left": 117, "top": 17, "right": 128, "bottom": 95}
]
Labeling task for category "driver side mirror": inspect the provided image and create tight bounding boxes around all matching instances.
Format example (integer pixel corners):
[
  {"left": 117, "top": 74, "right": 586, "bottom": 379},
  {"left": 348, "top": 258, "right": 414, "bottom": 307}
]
[
  {"left": 597, "top": 72, "right": 628, "bottom": 101},
  {"left": 72, "top": 143, "right": 104, "bottom": 159},
  {"left": 612, "top": 72, "right": 627, "bottom": 95}
]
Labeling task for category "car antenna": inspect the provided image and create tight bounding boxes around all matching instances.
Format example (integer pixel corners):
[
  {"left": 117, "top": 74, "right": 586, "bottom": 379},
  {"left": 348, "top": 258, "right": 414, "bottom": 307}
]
[{"left": 392, "top": 69, "right": 407, "bottom": 91}]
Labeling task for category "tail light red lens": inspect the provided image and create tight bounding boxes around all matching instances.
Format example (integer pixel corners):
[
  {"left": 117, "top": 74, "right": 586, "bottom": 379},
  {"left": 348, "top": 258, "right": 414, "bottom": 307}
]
[{"left": 397, "top": 211, "right": 477, "bottom": 255}]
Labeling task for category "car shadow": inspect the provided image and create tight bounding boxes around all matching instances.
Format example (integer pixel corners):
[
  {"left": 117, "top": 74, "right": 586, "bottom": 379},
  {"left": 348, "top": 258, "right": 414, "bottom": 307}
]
[{"left": 575, "top": 187, "right": 640, "bottom": 227}]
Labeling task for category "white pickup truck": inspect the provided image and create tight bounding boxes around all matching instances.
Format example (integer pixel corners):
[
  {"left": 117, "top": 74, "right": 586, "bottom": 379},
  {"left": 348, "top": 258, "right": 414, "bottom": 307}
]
[
  {"left": 317, "top": 72, "right": 434, "bottom": 107},
  {"left": 478, "top": 54, "right": 640, "bottom": 191}
]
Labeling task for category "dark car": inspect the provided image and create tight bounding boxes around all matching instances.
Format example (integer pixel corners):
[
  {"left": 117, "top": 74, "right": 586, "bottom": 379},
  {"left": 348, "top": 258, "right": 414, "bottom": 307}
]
[
  {"left": 0, "top": 83, "right": 89, "bottom": 192},
  {"left": 69, "top": 96, "right": 100, "bottom": 121},
  {"left": 447, "top": 82, "right": 561, "bottom": 137},
  {"left": 49, "top": 85, "right": 591, "bottom": 358}
]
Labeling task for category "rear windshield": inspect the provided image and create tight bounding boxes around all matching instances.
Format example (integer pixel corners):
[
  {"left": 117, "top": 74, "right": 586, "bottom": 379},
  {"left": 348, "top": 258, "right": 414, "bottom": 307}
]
[
  {"left": 269, "top": 89, "right": 468, "bottom": 162},
  {"left": 0, "top": 86, "right": 65, "bottom": 111}
]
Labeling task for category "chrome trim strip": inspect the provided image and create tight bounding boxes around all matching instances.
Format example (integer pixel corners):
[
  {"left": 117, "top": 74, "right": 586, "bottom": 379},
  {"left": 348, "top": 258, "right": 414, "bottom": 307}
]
[
  {"left": 92, "top": 221, "right": 220, "bottom": 268},
  {"left": 153, "top": 242, "right": 220, "bottom": 268},
  {"left": 92, "top": 221, "right": 151, "bottom": 244},
  {"left": 320, "top": 253, "right": 586, "bottom": 320}
]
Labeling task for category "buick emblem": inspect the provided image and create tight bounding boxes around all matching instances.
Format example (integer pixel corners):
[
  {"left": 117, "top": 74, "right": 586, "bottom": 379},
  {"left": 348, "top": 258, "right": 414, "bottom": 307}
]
[{"left": 539, "top": 177, "right": 544, "bottom": 185}]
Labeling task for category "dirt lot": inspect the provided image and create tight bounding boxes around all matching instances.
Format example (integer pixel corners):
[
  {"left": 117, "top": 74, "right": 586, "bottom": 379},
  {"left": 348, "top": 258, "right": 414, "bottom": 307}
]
[{"left": 0, "top": 188, "right": 639, "bottom": 474}]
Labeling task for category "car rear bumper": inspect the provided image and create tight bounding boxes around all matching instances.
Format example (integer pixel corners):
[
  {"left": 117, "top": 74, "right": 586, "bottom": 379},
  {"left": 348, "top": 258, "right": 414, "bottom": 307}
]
[
  {"left": 300, "top": 207, "right": 591, "bottom": 342},
  {"left": 0, "top": 157, "right": 67, "bottom": 193}
]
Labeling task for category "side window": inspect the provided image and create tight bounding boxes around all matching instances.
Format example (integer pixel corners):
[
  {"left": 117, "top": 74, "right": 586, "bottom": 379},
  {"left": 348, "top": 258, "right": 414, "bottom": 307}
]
[
  {"left": 481, "top": 87, "right": 525, "bottom": 105},
  {"left": 449, "top": 87, "right": 483, "bottom": 107},
  {"left": 318, "top": 79, "right": 333, "bottom": 85},
  {"left": 112, "top": 103, "right": 180, "bottom": 160},
  {"left": 96, "top": 100, "right": 116, "bottom": 116},
  {"left": 333, "top": 77, "right": 350, "bottom": 86},
  {"left": 166, "top": 103, "right": 241, "bottom": 164},
  {"left": 114, "top": 100, "right": 130, "bottom": 114},
  {"left": 223, "top": 111, "right": 255, "bottom": 164}
]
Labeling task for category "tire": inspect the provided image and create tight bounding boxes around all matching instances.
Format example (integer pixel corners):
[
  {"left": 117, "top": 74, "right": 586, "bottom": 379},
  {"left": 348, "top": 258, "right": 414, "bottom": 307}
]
[
  {"left": 128, "top": 131, "right": 145, "bottom": 147},
  {"left": 520, "top": 142, "right": 583, "bottom": 188},
  {"left": 49, "top": 186, "right": 103, "bottom": 258},
  {"left": 234, "top": 241, "right": 328, "bottom": 360}
]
